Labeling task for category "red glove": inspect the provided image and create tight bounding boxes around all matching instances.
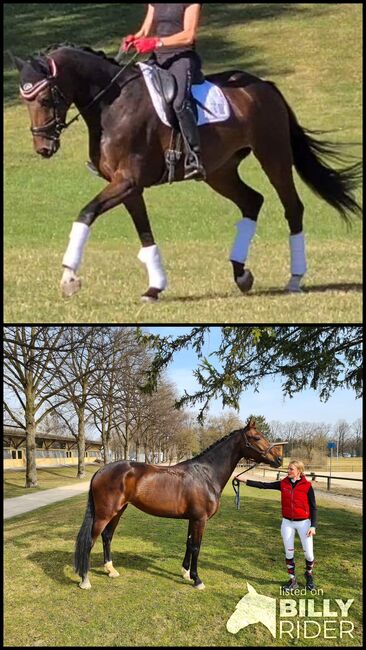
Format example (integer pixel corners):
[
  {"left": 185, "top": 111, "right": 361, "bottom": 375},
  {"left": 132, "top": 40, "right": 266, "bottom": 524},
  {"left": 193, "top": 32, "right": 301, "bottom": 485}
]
[
  {"left": 121, "top": 34, "right": 136, "bottom": 52},
  {"left": 133, "top": 37, "right": 160, "bottom": 54}
]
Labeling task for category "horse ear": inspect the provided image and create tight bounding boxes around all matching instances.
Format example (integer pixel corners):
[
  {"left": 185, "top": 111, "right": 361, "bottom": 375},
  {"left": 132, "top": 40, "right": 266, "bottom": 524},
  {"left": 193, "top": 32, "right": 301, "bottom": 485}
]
[
  {"left": 13, "top": 55, "right": 26, "bottom": 72},
  {"left": 247, "top": 582, "right": 257, "bottom": 594}
]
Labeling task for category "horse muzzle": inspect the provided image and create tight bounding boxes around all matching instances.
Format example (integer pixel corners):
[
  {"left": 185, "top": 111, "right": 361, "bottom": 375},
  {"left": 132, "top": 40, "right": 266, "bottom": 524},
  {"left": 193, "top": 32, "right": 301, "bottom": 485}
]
[{"left": 36, "top": 140, "right": 60, "bottom": 158}]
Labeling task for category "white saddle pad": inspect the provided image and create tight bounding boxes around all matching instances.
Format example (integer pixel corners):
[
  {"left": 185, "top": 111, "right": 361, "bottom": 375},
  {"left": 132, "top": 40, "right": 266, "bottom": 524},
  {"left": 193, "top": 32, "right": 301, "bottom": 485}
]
[{"left": 138, "top": 62, "right": 231, "bottom": 126}]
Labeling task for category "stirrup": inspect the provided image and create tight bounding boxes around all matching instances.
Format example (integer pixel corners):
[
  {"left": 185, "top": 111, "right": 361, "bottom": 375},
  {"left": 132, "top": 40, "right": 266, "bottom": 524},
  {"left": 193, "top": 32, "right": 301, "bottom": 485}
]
[{"left": 184, "top": 153, "right": 206, "bottom": 181}]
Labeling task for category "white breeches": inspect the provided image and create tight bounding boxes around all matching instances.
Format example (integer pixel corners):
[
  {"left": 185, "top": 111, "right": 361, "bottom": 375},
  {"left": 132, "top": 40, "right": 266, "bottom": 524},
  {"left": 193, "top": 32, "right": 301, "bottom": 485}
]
[{"left": 281, "top": 518, "right": 314, "bottom": 562}]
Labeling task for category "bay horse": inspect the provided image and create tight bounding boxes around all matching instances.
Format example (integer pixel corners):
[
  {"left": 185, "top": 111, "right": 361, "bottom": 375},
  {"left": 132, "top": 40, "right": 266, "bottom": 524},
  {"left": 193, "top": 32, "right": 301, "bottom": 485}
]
[
  {"left": 73, "top": 418, "right": 282, "bottom": 590},
  {"left": 15, "top": 44, "right": 361, "bottom": 300}
]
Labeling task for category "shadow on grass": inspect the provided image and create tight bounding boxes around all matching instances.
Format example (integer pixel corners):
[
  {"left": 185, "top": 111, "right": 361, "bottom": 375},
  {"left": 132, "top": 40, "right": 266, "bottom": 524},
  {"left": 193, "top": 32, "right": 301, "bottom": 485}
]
[
  {"left": 4, "top": 3, "right": 336, "bottom": 106},
  {"left": 19, "top": 492, "right": 361, "bottom": 596},
  {"left": 165, "top": 282, "right": 363, "bottom": 304}
]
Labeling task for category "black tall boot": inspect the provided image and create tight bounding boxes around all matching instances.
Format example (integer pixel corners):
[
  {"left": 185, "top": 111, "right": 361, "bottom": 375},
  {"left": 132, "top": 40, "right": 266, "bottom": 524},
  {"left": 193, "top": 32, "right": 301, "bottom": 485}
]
[{"left": 176, "top": 104, "right": 206, "bottom": 181}]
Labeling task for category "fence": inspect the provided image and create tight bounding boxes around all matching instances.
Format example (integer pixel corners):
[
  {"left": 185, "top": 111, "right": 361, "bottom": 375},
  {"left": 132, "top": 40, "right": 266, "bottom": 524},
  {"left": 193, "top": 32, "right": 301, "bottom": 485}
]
[{"left": 235, "top": 462, "right": 363, "bottom": 491}]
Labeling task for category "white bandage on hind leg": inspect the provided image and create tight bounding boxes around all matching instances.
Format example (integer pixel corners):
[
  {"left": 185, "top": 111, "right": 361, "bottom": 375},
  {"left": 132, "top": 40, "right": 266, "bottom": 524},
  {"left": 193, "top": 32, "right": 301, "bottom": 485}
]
[
  {"left": 62, "top": 222, "right": 90, "bottom": 270},
  {"left": 290, "top": 232, "right": 307, "bottom": 276},
  {"left": 229, "top": 218, "right": 257, "bottom": 264},
  {"left": 138, "top": 245, "right": 167, "bottom": 290}
]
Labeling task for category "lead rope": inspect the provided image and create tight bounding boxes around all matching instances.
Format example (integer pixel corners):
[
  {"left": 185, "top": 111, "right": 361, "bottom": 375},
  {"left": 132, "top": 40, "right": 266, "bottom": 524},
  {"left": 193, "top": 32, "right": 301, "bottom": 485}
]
[{"left": 232, "top": 462, "right": 259, "bottom": 510}]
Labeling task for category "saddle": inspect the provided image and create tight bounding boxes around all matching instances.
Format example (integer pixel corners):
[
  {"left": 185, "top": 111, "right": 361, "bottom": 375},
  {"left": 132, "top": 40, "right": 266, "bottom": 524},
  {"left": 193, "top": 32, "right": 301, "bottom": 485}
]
[{"left": 140, "top": 62, "right": 230, "bottom": 183}]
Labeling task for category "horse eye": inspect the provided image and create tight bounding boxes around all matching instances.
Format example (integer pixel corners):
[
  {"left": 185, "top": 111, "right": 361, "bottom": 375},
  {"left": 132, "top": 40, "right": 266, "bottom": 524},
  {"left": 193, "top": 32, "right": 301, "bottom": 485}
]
[{"left": 250, "top": 435, "right": 261, "bottom": 441}]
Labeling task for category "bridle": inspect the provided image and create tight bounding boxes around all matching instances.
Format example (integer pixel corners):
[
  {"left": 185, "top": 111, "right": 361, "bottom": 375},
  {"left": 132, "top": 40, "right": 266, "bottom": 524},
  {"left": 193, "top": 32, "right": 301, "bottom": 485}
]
[
  {"left": 19, "top": 51, "right": 140, "bottom": 143},
  {"left": 232, "top": 427, "right": 281, "bottom": 509}
]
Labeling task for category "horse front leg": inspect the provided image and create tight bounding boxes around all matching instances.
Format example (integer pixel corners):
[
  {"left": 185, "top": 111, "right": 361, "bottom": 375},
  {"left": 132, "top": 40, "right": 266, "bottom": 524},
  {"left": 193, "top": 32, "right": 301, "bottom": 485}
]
[
  {"left": 123, "top": 193, "right": 168, "bottom": 302},
  {"left": 188, "top": 518, "right": 207, "bottom": 590},
  {"left": 181, "top": 520, "right": 193, "bottom": 580},
  {"left": 60, "top": 178, "right": 139, "bottom": 297}
]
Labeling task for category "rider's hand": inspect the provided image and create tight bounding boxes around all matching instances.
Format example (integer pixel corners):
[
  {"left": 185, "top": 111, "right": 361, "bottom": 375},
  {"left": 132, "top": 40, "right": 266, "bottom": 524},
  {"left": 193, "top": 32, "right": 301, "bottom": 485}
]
[
  {"left": 121, "top": 35, "right": 136, "bottom": 52},
  {"left": 133, "top": 37, "right": 161, "bottom": 54}
]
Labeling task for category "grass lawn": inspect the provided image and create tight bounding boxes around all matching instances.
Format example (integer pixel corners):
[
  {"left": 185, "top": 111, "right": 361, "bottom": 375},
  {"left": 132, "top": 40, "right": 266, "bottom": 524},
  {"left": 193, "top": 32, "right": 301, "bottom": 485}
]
[
  {"left": 4, "top": 3, "right": 362, "bottom": 323},
  {"left": 4, "top": 482, "right": 362, "bottom": 646},
  {"left": 3, "top": 464, "right": 98, "bottom": 499}
]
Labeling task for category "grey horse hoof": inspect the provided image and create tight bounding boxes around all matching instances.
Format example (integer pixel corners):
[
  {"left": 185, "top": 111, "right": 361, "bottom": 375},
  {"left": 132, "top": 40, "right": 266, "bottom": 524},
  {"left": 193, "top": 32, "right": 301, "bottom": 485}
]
[{"left": 61, "top": 277, "right": 82, "bottom": 298}]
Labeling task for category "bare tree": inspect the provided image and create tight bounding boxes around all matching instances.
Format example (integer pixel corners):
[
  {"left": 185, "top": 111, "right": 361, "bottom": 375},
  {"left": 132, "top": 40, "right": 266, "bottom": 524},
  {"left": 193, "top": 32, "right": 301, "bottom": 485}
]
[{"left": 3, "top": 326, "right": 73, "bottom": 487}]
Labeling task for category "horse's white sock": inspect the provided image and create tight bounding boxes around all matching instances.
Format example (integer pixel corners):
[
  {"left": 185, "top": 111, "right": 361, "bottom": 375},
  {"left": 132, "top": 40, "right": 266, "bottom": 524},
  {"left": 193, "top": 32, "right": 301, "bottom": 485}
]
[
  {"left": 62, "top": 222, "right": 90, "bottom": 270},
  {"left": 289, "top": 232, "right": 307, "bottom": 276},
  {"left": 229, "top": 218, "right": 257, "bottom": 263},
  {"left": 138, "top": 245, "right": 167, "bottom": 290}
]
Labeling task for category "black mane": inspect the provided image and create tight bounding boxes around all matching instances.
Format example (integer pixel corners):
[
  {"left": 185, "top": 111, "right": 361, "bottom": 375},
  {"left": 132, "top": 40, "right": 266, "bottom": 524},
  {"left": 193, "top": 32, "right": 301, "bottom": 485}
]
[
  {"left": 36, "top": 42, "right": 118, "bottom": 66},
  {"left": 190, "top": 427, "right": 243, "bottom": 461}
]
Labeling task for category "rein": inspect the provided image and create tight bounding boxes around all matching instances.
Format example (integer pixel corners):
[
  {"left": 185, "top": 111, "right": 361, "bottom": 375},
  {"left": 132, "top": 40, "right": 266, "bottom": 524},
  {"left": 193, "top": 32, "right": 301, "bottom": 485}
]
[{"left": 63, "top": 50, "right": 140, "bottom": 130}]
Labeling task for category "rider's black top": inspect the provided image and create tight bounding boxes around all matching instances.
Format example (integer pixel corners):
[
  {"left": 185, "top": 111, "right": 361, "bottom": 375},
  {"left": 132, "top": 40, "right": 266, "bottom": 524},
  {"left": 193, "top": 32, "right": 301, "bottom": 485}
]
[{"left": 151, "top": 3, "right": 202, "bottom": 63}]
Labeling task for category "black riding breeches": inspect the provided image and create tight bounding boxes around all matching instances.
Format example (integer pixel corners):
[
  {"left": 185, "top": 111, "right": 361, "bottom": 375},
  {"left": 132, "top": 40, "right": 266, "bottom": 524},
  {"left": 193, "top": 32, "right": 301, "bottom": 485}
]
[{"left": 154, "top": 52, "right": 203, "bottom": 113}]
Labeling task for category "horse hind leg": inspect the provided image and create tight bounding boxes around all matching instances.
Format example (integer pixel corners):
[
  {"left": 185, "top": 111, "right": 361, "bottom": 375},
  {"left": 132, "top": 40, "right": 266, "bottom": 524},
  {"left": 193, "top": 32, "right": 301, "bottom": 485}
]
[
  {"left": 102, "top": 505, "right": 128, "bottom": 578},
  {"left": 206, "top": 158, "right": 264, "bottom": 294},
  {"left": 252, "top": 119, "right": 305, "bottom": 291}
]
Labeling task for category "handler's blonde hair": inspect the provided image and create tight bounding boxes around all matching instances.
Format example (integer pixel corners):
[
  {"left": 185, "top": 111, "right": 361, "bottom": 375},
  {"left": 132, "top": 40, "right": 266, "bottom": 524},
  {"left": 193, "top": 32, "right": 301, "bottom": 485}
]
[{"left": 288, "top": 459, "right": 305, "bottom": 476}]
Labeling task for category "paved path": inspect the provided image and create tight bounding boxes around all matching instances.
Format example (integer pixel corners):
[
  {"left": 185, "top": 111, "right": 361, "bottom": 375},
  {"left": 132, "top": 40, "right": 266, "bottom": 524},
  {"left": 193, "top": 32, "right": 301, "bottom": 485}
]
[{"left": 4, "top": 481, "right": 90, "bottom": 520}]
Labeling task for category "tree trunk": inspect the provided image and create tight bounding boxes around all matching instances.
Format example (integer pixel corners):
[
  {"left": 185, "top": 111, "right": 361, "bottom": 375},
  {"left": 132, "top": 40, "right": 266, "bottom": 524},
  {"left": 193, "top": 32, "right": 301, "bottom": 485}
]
[
  {"left": 77, "top": 413, "right": 86, "bottom": 479},
  {"left": 25, "top": 408, "right": 37, "bottom": 488}
]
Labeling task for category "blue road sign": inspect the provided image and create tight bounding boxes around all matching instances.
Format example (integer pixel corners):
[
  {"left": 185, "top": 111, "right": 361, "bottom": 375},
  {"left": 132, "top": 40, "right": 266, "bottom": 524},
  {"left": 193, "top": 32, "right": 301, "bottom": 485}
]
[{"left": 327, "top": 442, "right": 336, "bottom": 449}]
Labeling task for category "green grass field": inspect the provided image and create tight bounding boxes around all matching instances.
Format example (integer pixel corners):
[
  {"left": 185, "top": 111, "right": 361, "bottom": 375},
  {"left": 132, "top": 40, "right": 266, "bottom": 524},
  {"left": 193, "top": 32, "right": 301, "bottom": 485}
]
[
  {"left": 3, "top": 464, "right": 98, "bottom": 498},
  {"left": 4, "top": 483, "right": 362, "bottom": 646},
  {"left": 4, "top": 4, "right": 362, "bottom": 323}
]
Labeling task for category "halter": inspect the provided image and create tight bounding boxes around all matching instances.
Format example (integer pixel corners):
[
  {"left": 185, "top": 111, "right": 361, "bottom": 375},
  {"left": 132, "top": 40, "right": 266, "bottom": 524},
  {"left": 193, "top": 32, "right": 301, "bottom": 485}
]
[
  {"left": 19, "top": 51, "right": 140, "bottom": 142},
  {"left": 232, "top": 428, "right": 281, "bottom": 509}
]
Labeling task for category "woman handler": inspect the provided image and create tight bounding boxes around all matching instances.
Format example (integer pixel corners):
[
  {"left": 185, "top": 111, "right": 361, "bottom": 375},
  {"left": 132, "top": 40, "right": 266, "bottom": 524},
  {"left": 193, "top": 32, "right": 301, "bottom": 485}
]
[{"left": 239, "top": 460, "right": 317, "bottom": 593}]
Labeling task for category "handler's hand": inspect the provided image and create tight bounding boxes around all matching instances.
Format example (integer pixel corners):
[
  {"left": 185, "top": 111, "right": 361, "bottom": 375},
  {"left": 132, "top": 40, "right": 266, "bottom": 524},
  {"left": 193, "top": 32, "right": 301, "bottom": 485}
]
[
  {"left": 307, "top": 527, "right": 316, "bottom": 537},
  {"left": 238, "top": 478, "right": 247, "bottom": 484}
]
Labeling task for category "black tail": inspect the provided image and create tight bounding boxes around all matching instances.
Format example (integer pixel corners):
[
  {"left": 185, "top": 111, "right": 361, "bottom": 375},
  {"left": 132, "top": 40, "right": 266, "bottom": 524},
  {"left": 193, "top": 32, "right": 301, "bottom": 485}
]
[
  {"left": 74, "top": 483, "right": 95, "bottom": 578},
  {"left": 268, "top": 82, "right": 362, "bottom": 225}
]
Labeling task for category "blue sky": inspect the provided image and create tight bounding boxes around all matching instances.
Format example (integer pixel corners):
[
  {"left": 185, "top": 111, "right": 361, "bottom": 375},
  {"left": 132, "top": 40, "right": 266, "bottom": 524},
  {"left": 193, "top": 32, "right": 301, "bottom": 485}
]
[{"left": 145, "top": 327, "right": 362, "bottom": 425}]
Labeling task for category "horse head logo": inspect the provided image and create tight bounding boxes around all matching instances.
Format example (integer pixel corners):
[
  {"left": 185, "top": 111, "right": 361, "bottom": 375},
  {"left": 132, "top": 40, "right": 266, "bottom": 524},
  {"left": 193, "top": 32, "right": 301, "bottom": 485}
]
[{"left": 226, "top": 582, "right": 276, "bottom": 637}]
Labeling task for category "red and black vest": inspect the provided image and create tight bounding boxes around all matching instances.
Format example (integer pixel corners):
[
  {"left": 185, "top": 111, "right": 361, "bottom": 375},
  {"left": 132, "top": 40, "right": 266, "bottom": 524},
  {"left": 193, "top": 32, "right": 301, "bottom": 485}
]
[{"left": 280, "top": 475, "right": 311, "bottom": 519}]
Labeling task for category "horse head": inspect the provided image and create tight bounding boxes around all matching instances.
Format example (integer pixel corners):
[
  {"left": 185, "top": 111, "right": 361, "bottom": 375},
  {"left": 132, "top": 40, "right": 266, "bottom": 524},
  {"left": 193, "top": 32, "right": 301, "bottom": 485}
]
[
  {"left": 226, "top": 582, "right": 276, "bottom": 637},
  {"left": 15, "top": 53, "right": 72, "bottom": 158},
  {"left": 240, "top": 418, "right": 282, "bottom": 468}
]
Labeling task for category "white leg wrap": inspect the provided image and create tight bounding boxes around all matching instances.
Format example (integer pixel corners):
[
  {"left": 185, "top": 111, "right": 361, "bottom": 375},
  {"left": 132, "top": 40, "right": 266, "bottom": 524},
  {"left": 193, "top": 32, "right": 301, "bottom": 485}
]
[
  {"left": 138, "top": 245, "right": 167, "bottom": 290},
  {"left": 62, "top": 222, "right": 90, "bottom": 271},
  {"left": 290, "top": 232, "right": 307, "bottom": 276},
  {"left": 229, "top": 218, "right": 257, "bottom": 264}
]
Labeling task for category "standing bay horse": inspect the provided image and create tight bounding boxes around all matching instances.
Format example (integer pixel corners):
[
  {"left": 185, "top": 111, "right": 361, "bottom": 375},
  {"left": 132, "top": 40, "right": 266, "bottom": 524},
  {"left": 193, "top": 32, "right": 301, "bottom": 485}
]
[
  {"left": 15, "top": 44, "right": 361, "bottom": 300},
  {"left": 73, "top": 418, "right": 282, "bottom": 590}
]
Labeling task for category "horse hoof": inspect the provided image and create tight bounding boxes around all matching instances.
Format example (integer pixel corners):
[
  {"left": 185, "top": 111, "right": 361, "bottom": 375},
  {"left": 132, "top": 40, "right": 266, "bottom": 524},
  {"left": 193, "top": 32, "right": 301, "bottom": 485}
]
[
  {"left": 141, "top": 287, "right": 162, "bottom": 303},
  {"left": 79, "top": 578, "right": 91, "bottom": 590},
  {"left": 193, "top": 581, "right": 205, "bottom": 590},
  {"left": 61, "top": 277, "right": 82, "bottom": 298},
  {"left": 181, "top": 567, "right": 191, "bottom": 581},
  {"left": 235, "top": 269, "right": 254, "bottom": 294},
  {"left": 104, "top": 562, "right": 120, "bottom": 578}
]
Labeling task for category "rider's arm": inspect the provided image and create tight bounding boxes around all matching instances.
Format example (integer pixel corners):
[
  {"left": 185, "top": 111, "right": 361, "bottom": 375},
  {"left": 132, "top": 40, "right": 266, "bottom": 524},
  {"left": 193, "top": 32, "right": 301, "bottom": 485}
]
[
  {"left": 158, "top": 4, "right": 201, "bottom": 48},
  {"left": 246, "top": 479, "right": 281, "bottom": 490},
  {"left": 134, "top": 4, "right": 155, "bottom": 38}
]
